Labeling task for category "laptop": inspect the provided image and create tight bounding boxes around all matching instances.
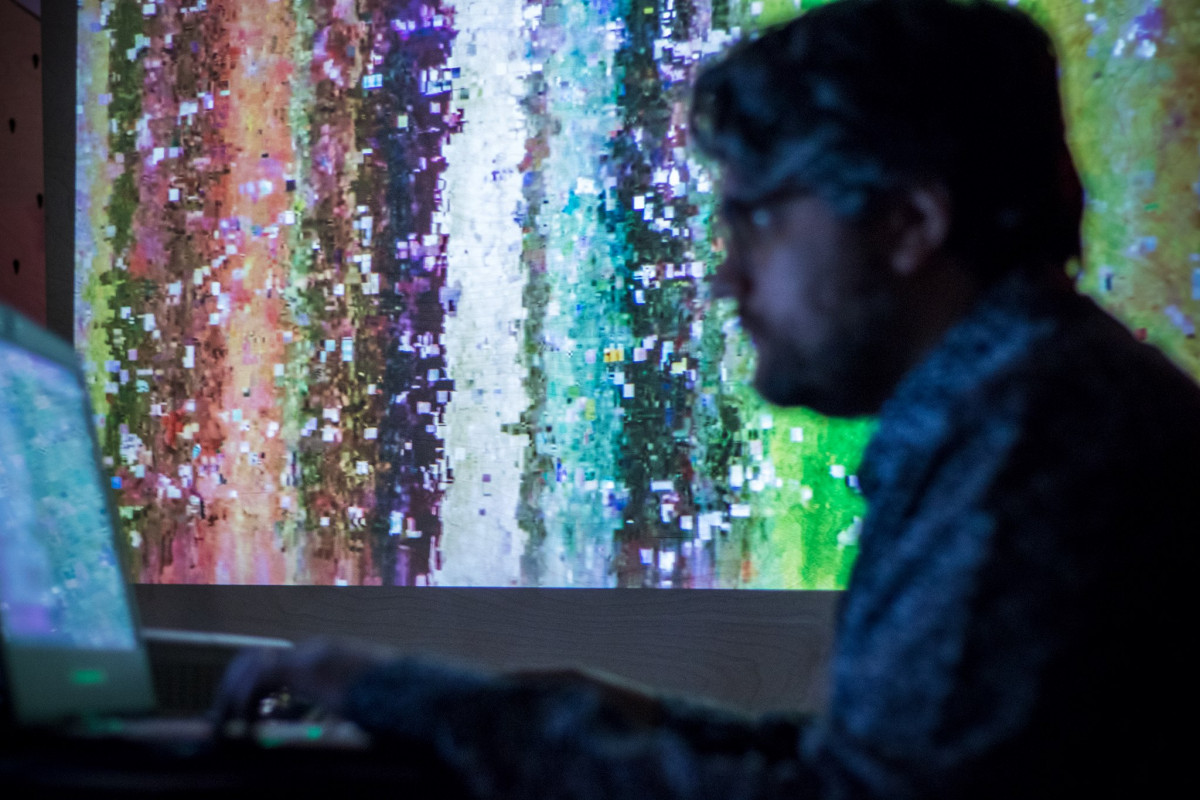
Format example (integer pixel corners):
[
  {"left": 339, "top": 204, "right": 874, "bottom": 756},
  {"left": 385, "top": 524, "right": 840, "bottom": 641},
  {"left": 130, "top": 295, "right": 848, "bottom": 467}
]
[{"left": 0, "top": 304, "right": 364, "bottom": 748}]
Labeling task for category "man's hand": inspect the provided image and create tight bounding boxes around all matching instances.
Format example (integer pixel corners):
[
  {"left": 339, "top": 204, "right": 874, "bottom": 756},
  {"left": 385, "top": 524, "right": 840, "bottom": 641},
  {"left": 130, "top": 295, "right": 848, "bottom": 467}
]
[
  {"left": 211, "top": 636, "right": 396, "bottom": 729},
  {"left": 213, "top": 637, "right": 668, "bottom": 742}
]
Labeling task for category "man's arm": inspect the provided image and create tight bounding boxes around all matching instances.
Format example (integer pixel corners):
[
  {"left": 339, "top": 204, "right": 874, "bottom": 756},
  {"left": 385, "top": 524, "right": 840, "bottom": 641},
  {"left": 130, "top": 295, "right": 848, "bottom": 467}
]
[
  {"left": 344, "top": 655, "right": 820, "bottom": 799},
  {"left": 213, "top": 638, "right": 821, "bottom": 799}
]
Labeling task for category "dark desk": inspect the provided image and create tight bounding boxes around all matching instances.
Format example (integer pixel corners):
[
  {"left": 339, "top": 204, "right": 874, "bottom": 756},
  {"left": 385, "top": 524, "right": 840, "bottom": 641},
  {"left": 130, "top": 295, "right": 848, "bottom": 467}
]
[{"left": 0, "top": 729, "right": 474, "bottom": 796}]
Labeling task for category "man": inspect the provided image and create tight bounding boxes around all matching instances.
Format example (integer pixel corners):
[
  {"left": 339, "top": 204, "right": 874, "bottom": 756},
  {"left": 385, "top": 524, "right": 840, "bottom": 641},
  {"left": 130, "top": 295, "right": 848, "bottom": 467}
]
[{"left": 216, "top": 0, "right": 1198, "bottom": 796}]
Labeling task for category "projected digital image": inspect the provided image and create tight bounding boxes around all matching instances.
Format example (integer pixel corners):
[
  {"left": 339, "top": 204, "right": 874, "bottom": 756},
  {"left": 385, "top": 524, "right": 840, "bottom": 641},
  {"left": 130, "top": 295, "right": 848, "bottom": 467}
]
[{"left": 75, "top": 0, "right": 1200, "bottom": 586}]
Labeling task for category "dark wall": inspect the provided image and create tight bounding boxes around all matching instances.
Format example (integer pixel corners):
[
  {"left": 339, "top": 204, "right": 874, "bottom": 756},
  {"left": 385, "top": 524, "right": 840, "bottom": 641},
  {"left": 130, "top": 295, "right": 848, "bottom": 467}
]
[{"left": 137, "top": 585, "right": 838, "bottom": 714}]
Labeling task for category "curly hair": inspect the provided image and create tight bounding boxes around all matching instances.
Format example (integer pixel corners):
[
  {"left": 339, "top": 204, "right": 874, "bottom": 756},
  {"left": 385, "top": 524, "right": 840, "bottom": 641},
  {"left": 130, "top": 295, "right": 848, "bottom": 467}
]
[{"left": 691, "top": 0, "right": 1084, "bottom": 278}]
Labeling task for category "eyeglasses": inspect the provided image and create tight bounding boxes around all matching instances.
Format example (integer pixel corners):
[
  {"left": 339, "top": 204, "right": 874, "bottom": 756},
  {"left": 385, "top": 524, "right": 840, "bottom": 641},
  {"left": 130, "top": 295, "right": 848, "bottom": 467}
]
[
  {"left": 718, "top": 198, "right": 775, "bottom": 233},
  {"left": 717, "top": 186, "right": 809, "bottom": 237}
]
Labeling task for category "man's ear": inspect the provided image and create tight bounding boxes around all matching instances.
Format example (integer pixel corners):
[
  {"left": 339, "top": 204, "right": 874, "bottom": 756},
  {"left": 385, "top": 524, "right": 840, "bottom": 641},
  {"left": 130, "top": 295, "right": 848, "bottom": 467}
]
[{"left": 888, "top": 185, "right": 951, "bottom": 277}]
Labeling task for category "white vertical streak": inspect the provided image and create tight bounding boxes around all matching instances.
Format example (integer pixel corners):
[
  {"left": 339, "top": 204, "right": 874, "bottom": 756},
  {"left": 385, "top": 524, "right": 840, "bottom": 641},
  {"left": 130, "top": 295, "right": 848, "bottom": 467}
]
[{"left": 436, "top": 0, "right": 530, "bottom": 585}]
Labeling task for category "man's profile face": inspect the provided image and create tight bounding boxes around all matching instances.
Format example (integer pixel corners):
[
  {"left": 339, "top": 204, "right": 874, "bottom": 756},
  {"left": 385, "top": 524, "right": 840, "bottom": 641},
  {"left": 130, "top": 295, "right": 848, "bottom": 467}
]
[{"left": 712, "top": 187, "right": 907, "bottom": 417}]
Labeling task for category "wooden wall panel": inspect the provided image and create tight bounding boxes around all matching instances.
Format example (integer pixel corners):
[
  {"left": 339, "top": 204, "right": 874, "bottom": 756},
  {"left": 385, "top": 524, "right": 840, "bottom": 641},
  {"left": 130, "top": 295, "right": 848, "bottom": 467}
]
[{"left": 0, "top": 0, "right": 45, "bottom": 324}]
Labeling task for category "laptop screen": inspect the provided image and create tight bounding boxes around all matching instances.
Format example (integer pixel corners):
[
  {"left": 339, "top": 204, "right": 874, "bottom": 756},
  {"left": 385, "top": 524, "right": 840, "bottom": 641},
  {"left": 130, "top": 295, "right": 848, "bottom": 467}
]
[
  {"left": 0, "top": 341, "right": 138, "bottom": 652},
  {"left": 0, "top": 310, "right": 153, "bottom": 724}
]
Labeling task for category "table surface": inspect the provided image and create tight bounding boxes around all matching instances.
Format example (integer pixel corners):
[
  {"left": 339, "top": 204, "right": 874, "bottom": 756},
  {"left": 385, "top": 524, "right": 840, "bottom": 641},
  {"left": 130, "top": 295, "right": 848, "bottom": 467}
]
[{"left": 0, "top": 726, "right": 474, "bottom": 796}]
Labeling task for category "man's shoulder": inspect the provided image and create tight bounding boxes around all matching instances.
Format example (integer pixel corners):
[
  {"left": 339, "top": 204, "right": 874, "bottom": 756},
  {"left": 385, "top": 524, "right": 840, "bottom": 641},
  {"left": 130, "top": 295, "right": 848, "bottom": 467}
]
[
  {"left": 950, "top": 282, "right": 1200, "bottom": 511},
  {"left": 864, "top": 273, "right": 1200, "bottom": 499},
  {"left": 983, "top": 287, "right": 1200, "bottom": 435}
]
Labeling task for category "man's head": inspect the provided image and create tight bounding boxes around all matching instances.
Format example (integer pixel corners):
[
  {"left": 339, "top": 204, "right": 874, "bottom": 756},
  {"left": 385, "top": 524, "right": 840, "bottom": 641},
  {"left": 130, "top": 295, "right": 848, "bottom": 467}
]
[{"left": 691, "top": 0, "right": 1083, "bottom": 415}]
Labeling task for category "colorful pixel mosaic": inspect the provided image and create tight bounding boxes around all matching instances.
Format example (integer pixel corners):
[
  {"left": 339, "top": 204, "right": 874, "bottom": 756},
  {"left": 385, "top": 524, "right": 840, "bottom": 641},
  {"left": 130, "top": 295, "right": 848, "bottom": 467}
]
[{"left": 75, "top": 0, "right": 1200, "bottom": 586}]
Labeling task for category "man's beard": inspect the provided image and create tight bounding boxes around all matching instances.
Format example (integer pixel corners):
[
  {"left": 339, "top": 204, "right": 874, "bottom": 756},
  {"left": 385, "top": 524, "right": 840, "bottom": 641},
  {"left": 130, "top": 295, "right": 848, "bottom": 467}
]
[{"left": 751, "top": 291, "right": 908, "bottom": 418}]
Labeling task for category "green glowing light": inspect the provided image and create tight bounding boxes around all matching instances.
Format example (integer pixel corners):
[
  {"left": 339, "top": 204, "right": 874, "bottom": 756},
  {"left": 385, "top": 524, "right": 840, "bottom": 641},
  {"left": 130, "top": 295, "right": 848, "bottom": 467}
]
[{"left": 70, "top": 667, "right": 108, "bottom": 686}]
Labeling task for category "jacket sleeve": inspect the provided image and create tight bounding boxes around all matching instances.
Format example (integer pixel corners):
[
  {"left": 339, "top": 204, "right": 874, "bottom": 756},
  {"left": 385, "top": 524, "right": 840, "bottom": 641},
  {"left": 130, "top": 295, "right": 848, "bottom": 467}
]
[{"left": 344, "top": 657, "right": 823, "bottom": 800}]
